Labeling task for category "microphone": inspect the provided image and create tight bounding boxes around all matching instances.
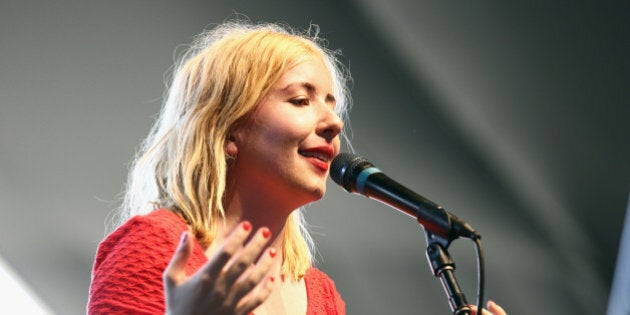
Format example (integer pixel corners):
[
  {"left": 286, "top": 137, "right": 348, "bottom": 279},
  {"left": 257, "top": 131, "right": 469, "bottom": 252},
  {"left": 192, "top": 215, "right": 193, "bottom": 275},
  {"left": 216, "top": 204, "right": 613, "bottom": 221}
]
[{"left": 330, "top": 153, "right": 479, "bottom": 241}]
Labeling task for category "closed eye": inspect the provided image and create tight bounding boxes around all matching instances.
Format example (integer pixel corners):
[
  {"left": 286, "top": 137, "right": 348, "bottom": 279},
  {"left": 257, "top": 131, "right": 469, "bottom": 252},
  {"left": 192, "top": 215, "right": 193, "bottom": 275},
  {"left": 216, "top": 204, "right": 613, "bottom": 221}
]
[{"left": 289, "top": 98, "right": 310, "bottom": 106}]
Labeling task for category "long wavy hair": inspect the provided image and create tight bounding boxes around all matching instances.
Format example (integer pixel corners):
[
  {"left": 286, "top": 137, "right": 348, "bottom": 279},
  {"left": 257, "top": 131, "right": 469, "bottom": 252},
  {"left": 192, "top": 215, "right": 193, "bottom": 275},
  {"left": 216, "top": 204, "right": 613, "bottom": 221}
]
[{"left": 114, "top": 21, "right": 351, "bottom": 280}]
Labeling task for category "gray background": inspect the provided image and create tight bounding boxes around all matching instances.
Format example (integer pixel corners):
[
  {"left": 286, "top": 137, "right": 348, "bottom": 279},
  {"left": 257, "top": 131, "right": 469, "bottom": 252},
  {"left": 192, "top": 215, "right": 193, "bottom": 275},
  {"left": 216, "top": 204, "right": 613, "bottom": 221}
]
[{"left": 1, "top": 1, "right": 628, "bottom": 314}]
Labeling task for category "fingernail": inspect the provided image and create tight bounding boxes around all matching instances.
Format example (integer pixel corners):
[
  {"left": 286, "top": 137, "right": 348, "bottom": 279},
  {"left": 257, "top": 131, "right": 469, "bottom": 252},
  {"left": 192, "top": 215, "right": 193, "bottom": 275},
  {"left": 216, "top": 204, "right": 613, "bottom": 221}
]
[
  {"left": 262, "top": 227, "right": 271, "bottom": 238},
  {"left": 180, "top": 231, "right": 188, "bottom": 244},
  {"left": 269, "top": 248, "right": 277, "bottom": 258},
  {"left": 242, "top": 221, "right": 252, "bottom": 231}
]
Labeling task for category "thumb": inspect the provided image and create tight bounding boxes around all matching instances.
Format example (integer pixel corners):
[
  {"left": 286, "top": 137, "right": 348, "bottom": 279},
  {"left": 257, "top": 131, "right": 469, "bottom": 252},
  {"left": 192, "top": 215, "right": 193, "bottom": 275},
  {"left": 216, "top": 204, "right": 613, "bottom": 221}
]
[
  {"left": 163, "top": 231, "right": 192, "bottom": 288},
  {"left": 487, "top": 300, "right": 507, "bottom": 315}
]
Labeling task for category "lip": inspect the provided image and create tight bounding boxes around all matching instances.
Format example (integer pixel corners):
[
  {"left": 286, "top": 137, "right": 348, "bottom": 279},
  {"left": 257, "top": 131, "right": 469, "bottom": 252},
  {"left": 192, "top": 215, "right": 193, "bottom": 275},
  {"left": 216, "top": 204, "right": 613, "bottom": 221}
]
[{"left": 298, "top": 145, "right": 335, "bottom": 172}]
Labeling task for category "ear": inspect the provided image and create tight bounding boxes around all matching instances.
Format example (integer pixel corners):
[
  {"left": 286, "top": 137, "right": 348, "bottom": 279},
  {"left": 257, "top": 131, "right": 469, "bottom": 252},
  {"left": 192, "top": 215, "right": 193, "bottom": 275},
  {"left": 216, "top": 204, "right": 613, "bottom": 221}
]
[{"left": 225, "top": 134, "right": 238, "bottom": 158}]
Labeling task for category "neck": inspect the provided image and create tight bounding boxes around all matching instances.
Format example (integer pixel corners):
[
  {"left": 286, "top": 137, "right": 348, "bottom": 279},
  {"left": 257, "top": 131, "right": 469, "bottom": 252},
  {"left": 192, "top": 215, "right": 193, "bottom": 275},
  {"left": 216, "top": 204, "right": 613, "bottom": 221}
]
[{"left": 219, "top": 182, "right": 300, "bottom": 251}]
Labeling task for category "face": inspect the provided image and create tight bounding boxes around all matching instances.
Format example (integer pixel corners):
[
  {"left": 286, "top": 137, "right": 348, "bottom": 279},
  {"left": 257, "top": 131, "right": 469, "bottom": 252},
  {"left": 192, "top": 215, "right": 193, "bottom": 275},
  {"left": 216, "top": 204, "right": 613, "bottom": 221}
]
[{"left": 227, "top": 58, "right": 344, "bottom": 210}]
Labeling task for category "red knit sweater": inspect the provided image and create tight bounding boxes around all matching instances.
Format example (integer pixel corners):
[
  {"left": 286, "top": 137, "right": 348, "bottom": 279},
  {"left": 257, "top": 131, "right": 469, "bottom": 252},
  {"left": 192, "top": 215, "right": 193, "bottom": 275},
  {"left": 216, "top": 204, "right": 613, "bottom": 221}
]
[{"left": 88, "top": 209, "right": 345, "bottom": 314}]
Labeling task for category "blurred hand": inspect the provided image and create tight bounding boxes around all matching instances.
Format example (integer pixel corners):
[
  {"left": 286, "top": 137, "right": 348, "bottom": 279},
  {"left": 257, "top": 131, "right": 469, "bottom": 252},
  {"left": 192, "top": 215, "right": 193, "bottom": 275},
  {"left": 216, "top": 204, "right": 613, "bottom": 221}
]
[
  {"left": 470, "top": 300, "right": 507, "bottom": 315},
  {"left": 163, "top": 222, "right": 277, "bottom": 315}
]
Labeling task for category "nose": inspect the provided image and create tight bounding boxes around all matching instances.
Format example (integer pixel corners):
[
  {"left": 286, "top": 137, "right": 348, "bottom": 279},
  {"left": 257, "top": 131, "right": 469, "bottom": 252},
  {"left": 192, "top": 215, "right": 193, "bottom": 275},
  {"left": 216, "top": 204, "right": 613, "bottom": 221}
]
[{"left": 317, "top": 105, "right": 344, "bottom": 143}]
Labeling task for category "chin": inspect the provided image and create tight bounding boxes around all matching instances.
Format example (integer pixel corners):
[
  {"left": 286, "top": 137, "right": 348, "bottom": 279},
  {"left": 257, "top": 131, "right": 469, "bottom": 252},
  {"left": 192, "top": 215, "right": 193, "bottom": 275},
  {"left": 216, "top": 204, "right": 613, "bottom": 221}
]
[
  {"left": 293, "top": 186, "right": 326, "bottom": 207},
  {"left": 309, "top": 186, "right": 326, "bottom": 201}
]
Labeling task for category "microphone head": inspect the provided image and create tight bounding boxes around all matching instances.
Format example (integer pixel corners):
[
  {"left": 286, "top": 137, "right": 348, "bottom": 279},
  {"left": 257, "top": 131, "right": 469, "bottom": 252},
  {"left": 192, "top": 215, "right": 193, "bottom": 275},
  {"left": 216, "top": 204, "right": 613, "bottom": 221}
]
[{"left": 330, "top": 153, "right": 374, "bottom": 192}]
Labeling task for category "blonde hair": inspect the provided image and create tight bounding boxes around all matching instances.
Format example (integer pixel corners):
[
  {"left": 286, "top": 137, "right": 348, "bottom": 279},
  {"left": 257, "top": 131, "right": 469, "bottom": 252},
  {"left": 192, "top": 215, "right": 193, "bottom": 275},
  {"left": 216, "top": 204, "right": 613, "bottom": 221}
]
[{"left": 116, "top": 21, "right": 351, "bottom": 280}]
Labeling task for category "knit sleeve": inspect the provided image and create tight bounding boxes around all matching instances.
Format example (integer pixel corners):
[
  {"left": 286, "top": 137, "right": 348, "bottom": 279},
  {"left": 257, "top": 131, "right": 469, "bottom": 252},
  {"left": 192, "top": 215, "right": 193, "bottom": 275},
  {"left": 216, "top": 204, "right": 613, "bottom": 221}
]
[
  {"left": 331, "top": 280, "right": 345, "bottom": 314},
  {"left": 87, "top": 210, "right": 203, "bottom": 314},
  {"left": 305, "top": 267, "right": 346, "bottom": 315}
]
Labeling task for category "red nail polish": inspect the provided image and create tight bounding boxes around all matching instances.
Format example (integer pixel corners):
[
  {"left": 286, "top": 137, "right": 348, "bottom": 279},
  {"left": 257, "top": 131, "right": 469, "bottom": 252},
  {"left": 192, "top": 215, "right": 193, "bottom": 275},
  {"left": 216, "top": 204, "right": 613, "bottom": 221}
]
[
  {"left": 262, "top": 228, "right": 271, "bottom": 238},
  {"left": 269, "top": 248, "right": 277, "bottom": 258},
  {"left": 269, "top": 276, "right": 275, "bottom": 283},
  {"left": 242, "top": 221, "right": 252, "bottom": 231}
]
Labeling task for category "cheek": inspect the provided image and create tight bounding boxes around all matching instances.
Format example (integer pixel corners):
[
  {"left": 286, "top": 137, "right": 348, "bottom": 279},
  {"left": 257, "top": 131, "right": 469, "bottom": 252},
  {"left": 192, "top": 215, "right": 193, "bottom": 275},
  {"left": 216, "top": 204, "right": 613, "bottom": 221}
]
[
  {"left": 250, "top": 120, "right": 306, "bottom": 153},
  {"left": 270, "top": 116, "right": 312, "bottom": 142},
  {"left": 250, "top": 105, "right": 316, "bottom": 147}
]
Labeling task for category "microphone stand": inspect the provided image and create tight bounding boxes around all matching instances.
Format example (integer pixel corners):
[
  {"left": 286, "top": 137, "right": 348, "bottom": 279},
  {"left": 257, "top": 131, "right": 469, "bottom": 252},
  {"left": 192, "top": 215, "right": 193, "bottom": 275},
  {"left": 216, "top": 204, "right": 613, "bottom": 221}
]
[{"left": 424, "top": 231, "right": 471, "bottom": 315}]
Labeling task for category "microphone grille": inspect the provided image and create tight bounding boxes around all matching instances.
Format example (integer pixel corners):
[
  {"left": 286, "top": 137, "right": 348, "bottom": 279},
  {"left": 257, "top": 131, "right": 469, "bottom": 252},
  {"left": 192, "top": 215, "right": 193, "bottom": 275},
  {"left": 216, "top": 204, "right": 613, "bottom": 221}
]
[{"left": 330, "top": 153, "right": 370, "bottom": 192}]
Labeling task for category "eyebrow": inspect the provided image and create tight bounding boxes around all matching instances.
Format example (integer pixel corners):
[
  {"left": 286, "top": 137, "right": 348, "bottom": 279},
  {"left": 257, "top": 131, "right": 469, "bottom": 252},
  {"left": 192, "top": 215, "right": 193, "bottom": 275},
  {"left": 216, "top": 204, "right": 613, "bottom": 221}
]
[{"left": 282, "top": 82, "right": 336, "bottom": 105}]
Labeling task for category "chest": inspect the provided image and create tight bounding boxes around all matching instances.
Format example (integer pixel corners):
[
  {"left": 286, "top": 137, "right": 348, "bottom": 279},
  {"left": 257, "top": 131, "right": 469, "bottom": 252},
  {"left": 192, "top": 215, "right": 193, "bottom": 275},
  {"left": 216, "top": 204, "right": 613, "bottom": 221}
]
[{"left": 254, "top": 278, "right": 307, "bottom": 315}]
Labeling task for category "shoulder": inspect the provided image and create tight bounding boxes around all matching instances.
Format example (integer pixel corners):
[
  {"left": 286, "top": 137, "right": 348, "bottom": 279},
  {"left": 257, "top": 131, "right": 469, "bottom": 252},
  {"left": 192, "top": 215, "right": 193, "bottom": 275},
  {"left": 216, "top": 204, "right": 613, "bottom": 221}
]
[
  {"left": 114, "top": 208, "right": 187, "bottom": 238},
  {"left": 305, "top": 267, "right": 340, "bottom": 294},
  {"left": 88, "top": 209, "right": 203, "bottom": 314},
  {"left": 305, "top": 267, "right": 334, "bottom": 284},
  {"left": 93, "top": 209, "right": 187, "bottom": 270},
  {"left": 305, "top": 267, "right": 346, "bottom": 314}
]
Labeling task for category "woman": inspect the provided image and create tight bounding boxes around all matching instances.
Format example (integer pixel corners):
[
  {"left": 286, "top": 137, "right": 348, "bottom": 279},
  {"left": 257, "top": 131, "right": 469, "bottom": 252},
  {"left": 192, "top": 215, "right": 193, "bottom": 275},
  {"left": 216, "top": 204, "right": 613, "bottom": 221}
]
[
  {"left": 88, "top": 20, "right": 348, "bottom": 315},
  {"left": 87, "top": 21, "right": 506, "bottom": 315}
]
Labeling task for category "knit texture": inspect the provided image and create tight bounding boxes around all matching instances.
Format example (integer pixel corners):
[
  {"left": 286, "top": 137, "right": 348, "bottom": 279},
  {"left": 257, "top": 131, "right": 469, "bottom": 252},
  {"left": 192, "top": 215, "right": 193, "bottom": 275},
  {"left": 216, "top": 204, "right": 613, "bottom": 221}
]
[{"left": 88, "top": 209, "right": 345, "bottom": 314}]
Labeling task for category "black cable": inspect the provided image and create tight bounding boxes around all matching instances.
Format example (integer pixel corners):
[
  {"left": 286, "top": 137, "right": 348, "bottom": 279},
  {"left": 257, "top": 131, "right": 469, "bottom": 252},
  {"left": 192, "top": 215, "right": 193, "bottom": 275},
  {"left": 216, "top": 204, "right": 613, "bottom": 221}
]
[{"left": 473, "top": 236, "right": 485, "bottom": 315}]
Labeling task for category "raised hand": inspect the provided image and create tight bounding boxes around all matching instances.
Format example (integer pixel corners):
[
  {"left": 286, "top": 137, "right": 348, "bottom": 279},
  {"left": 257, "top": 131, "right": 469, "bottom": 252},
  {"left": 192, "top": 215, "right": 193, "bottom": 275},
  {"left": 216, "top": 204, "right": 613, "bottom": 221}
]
[{"left": 163, "top": 221, "right": 277, "bottom": 315}]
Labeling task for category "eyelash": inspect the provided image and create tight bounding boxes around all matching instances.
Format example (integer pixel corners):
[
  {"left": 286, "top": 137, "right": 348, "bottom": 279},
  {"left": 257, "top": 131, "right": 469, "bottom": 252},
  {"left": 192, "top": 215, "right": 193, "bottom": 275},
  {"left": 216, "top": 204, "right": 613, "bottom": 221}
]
[{"left": 289, "top": 98, "right": 310, "bottom": 106}]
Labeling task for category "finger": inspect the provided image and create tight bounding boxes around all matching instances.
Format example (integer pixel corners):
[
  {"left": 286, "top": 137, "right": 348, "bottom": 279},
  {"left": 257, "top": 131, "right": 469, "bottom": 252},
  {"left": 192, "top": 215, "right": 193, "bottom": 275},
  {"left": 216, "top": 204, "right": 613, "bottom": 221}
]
[
  {"left": 234, "top": 275, "right": 276, "bottom": 315},
  {"left": 488, "top": 300, "right": 507, "bottom": 315},
  {"left": 470, "top": 303, "right": 504, "bottom": 315},
  {"left": 200, "top": 221, "right": 254, "bottom": 281},
  {"left": 222, "top": 227, "right": 273, "bottom": 285},
  {"left": 227, "top": 247, "right": 277, "bottom": 305},
  {"left": 469, "top": 305, "right": 488, "bottom": 315},
  {"left": 163, "top": 231, "right": 192, "bottom": 288}
]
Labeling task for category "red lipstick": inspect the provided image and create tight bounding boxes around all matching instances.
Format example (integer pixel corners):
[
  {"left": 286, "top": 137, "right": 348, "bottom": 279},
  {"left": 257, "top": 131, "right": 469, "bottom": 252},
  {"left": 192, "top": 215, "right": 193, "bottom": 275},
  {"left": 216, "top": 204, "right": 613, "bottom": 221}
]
[{"left": 298, "top": 145, "right": 335, "bottom": 172}]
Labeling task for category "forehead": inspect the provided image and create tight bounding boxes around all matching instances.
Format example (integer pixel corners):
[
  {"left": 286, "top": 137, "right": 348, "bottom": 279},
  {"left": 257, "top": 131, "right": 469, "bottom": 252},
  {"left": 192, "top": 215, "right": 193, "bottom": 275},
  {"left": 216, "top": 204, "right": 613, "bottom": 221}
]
[{"left": 274, "top": 59, "right": 335, "bottom": 93}]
